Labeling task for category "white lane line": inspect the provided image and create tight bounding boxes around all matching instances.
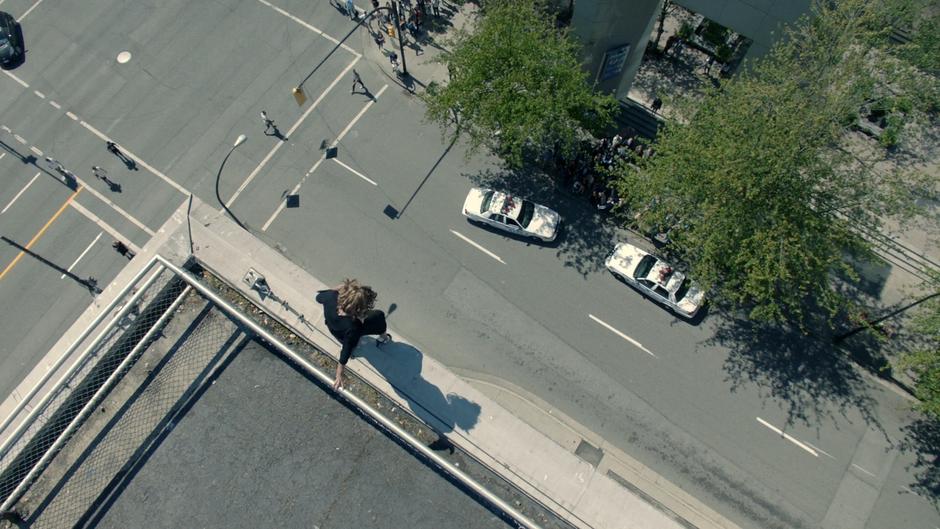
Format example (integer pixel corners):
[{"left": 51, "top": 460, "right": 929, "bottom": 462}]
[
  {"left": 0, "top": 152, "right": 5, "bottom": 160},
  {"left": 756, "top": 417, "right": 818, "bottom": 457},
  {"left": 588, "top": 314, "right": 657, "bottom": 357},
  {"left": 49, "top": 100, "right": 61, "bottom": 109},
  {"left": 17, "top": 0, "right": 44, "bottom": 22},
  {"left": 227, "top": 56, "right": 362, "bottom": 209},
  {"left": 13, "top": 134, "right": 26, "bottom": 144},
  {"left": 255, "top": 0, "right": 361, "bottom": 56},
  {"left": 334, "top": 83, "right": 387, "bottom": 142},
  {"left": 450, "top": 230, "right": 506, "bottom": 264},
  {"left": 74, "top": 182, "right": 156, "bottom": 236},
  {"left": 259, "top": 83, "right": 389, "bottom": 231},
  {"left": 0, "top": 68, "right": 188, "bottom": 198},
  {"left": 852, "top": 464, "right": 877, "bottom": 478},
  {"left": 77, "top": 122, "right": 190, "bottom": 197},
  {"left": 1, "top": 172, "right": 40, "bottom": 215},
  {"left": 261, "top": 157, "right": 326, "bottom": 231},
  {"left": 30, "top": 146, "right": 42, "bottom": 156},
  {"left": 2, "top": 70, "right": 28, "bottom": 88},
  {"left": 333, "top": 158, "right": 377, "bottom": 185},
  {"left": 61, "top": 232, "right": 101, "bottom": 279},
  {"left": 0, "top": 125, "right": 9, "bottom": 133},
  {"left": 33, "top": 90, "right": 45, "bottom": 99},
  {"left": 68, "top": 202, "right": 142, "bottom": 254},
  {"left": 804, "top": 441, "right": 835, "bottom": 459}
]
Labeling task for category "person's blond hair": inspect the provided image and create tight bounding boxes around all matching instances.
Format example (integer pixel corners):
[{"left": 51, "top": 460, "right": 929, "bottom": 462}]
[{"left": 336, "top": 278, "right": 377, "bottom": 320}]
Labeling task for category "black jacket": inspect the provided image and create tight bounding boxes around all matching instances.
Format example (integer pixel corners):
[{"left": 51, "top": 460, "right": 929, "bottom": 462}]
[{"left": 316, "top": 290, "right": 362, "bottom": 365}]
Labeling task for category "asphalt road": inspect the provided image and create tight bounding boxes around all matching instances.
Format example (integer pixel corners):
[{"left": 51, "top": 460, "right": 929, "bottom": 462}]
[{"left": 0, "top": 1, "right": 936, "bottom": 528}]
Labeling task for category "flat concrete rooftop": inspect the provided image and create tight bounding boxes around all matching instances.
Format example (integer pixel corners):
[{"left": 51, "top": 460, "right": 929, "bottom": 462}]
[{"left": 94, "top": 339, "right": 512, "bottom": 529}]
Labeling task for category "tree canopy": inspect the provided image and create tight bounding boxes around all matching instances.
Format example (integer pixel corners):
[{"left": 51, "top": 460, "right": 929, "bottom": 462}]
[
  {"left": 423, "top": 0, "right": 617, "bottom": 168},
  {"left": 611, "top": 0, "right": 939, "bottom": 324},
  {"left": 903, "top": 288, "right": 940, "bottom": 419}
]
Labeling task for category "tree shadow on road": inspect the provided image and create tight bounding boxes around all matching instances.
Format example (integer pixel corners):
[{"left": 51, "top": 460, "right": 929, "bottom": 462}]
[
  {"left": 899, "top": 417, "right": 940, "bottom": 507},
  {"left": 707, "top": 307, "right": 883, "bottom": 432},
  {"left": 462, "top": 166, "right": 623, "bottom": 277}
]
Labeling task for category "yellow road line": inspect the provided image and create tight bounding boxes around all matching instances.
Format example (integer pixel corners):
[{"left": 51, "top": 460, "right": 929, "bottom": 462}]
[{"left": 0, "top": 187, "right": 83, "bottom": 281}]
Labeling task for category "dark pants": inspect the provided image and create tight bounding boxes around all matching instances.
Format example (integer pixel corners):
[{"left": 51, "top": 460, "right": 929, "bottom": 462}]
[{"left": 361, "top": 310, "right": 387, "bottom": 336}]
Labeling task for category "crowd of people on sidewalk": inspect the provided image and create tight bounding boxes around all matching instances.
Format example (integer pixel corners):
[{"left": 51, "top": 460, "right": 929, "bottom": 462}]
[
  {"left": 376, "top": 0, "right": 444, "bottom": 40},
  {"left": 561, "top": 131, "right": 656, "bottom": 213},
  {"left": 336, "top": 0, "right": 444, "bottom": 39}
]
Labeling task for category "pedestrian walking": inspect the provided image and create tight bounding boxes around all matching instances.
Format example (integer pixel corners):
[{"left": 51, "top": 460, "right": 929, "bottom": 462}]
[
  {"left": 430, "top": 0, "right": 440, "bottom": 17},
  {"left": 373, "top": 29, "right": 386, "bottom": 50},
  {"left": 316, "top": 279, "right": 391, "bottom": 390},
  {"left": 406, "top": 13, "right": 419, "bottom": 39},
  {"left": 92, "top": 165, "right": 121, "bottom": 191},
  {"left": 345, "top": 0, "right": 357, "bottom": 19},
  {"left": 260, "top": 110, "right": 276, "bottom": 133},
  {"left": 351, "top": 69, "right": 367, "bottom": 94},
  {"left": 389, "top": 51, "right": 400, "bottom": 75},
  {"left": 112, "top": 240, "right": 135, "bottom": 259},
  {"left": 106, "top": 140, "right": 135, "bottom": 169}
]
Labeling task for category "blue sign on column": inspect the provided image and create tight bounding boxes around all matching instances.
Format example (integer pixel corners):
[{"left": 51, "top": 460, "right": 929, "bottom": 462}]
[{"left": 598, "top": 43, "right": 631, "bottom": 82}]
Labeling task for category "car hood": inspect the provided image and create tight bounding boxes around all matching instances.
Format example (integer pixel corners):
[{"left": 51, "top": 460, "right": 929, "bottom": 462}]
[
  {"left": 605, "top": 242, "right": 648, "bottom": 276},
  {"left": 526, "top": 206, "right": 560, "bottom": 239},
  {"left": 463, "top": 187, "right": 488, "bottom": 215}
]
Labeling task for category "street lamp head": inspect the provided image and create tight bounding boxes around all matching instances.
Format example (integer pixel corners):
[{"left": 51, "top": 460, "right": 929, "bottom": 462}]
[{"left": 233, "top": 134, "right": 247, "bottom": 148}]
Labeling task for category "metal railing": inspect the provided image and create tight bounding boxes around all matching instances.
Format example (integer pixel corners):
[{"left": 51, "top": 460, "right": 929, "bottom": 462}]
[{"left": 0, "top": 260, "right": 185, "bottom": 512}]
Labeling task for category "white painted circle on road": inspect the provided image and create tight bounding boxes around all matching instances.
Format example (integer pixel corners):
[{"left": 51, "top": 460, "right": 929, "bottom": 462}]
[{"left": 116, "top": 51, "right": 132, "bottom": 64}]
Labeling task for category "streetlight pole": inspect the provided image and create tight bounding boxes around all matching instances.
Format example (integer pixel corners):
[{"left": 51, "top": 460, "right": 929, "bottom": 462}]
[
  {"left": 390, "top": 3, "right": 408, "bottom": 77},
  {"left": 215, "top": 134, "right": 248, "bottom": 230}
]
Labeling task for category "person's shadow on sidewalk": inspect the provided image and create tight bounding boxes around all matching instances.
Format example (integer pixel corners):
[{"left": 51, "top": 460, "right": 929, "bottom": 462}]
[{"left": 358, "top": 341, "right": 481, "bottom": 435}]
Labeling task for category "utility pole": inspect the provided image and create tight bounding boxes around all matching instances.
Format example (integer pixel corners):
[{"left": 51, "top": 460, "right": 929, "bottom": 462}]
[{"left": 390, "top": 2, "right": 408, "bottom": 77}]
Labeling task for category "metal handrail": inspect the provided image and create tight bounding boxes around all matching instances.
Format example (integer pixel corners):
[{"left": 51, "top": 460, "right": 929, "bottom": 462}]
[
  {"left": 0, "top": 259, "right": 165, "bottom": 457},
  {"left": 155, "top": 255, "right": 544, "bottom": 529},
  {"left": 0, "top": 283, "right": 192, "bottom": 513}
]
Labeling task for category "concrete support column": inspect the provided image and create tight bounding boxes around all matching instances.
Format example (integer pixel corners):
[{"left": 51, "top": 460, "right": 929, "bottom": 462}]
[{"left": 569, "top": 0, "right": 661, "bottom": 99}]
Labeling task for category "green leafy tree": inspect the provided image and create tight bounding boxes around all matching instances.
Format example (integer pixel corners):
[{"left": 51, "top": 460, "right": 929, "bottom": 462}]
[
  {"left": 423, "top": 0, "right": 617, "bottom": 168},
  {"left": 902, "top": 288, "right": 940, "bottom": 419},
  {"left": 611, "top": 0, "right": 938, "bottom": 324}
]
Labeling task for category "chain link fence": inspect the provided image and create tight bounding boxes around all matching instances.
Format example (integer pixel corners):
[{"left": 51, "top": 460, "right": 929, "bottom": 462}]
[
  {"left": 12, "top": 292, "right": 244, "bottom": 529},
  {"left": 0, "top": 263, "right": 187, "bottom": 518}
]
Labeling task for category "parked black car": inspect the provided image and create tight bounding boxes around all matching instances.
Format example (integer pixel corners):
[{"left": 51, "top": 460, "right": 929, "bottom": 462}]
[{"left": 0, "top": 11, "right": 24, "bottom": 69}]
